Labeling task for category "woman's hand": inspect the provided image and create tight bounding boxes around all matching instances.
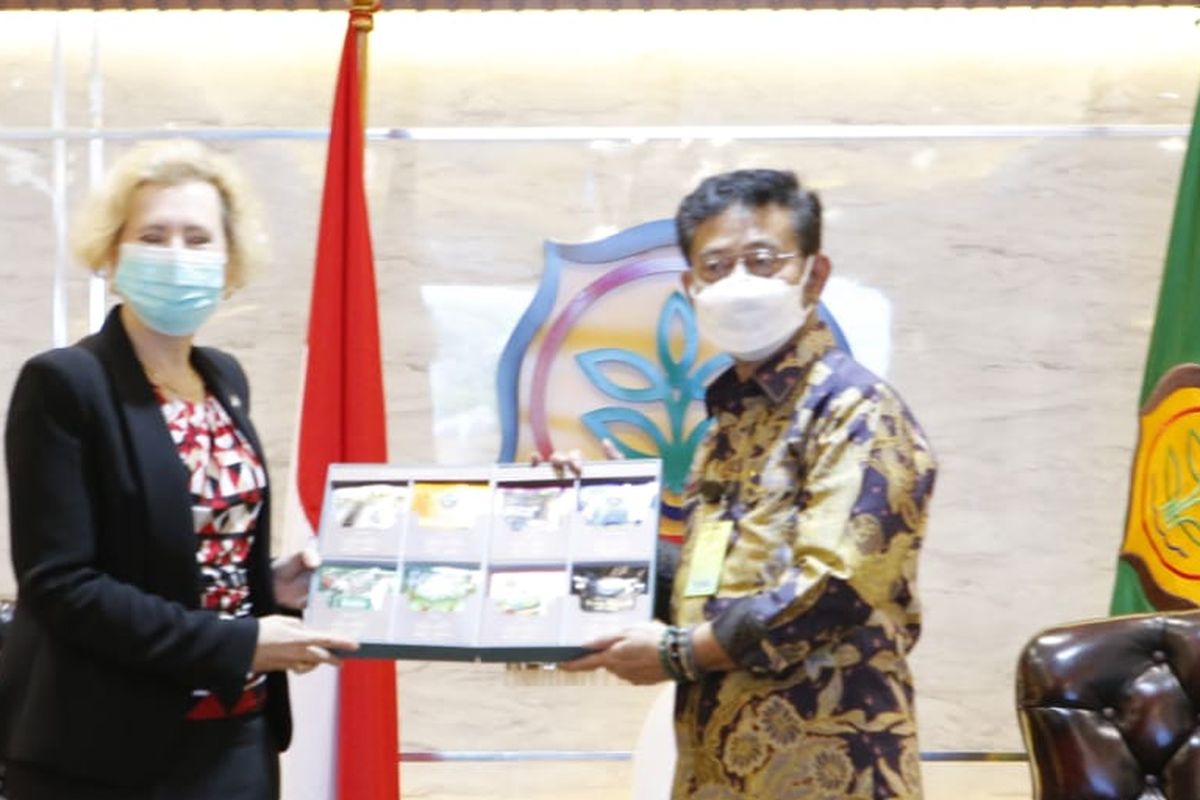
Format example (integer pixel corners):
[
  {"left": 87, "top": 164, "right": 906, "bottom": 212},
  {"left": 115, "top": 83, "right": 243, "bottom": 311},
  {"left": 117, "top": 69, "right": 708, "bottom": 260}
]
[
  {"left": 252, "top": 615, "right": 359, "bottom": 675},
  {"left": 559, "top": 621, "right": 669, "bottom": 686},
  {"left": 273, "top": 547, "right": 320, "bottom": 610}
]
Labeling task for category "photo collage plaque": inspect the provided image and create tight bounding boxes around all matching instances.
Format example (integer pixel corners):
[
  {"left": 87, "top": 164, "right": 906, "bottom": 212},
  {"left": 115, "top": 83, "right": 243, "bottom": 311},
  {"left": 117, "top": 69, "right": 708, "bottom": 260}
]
[{"left": 304, "top": 460, "right": 661, "bottom": 662}]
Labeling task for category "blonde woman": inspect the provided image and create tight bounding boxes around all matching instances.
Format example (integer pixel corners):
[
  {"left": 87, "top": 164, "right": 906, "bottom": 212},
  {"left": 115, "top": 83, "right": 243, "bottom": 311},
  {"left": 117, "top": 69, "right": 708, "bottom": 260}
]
[{"left": 0, "top": 140, "right": 356, "bottom": 800}]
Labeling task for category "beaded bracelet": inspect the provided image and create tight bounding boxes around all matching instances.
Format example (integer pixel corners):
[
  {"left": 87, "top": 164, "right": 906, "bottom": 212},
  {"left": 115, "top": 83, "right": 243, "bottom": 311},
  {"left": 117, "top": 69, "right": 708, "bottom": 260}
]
[
  {"left": 658, "top": 626, "right": 684, "bottom": 681},
  {"left": 669, "top": 627, "right": 688, "bottom": 681},
  {"left": 659, "top": 625, "right": 702, "bottom": 683},
  {"left": 677, "top": 626, "right": 701, "bottom": 682}
]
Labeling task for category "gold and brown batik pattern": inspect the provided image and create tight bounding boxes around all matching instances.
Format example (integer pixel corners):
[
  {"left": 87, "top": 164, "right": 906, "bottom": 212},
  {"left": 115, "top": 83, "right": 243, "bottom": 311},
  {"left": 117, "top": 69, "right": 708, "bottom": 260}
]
[{"left": 671, "top": 322, "right": 936, "bottom": 800}]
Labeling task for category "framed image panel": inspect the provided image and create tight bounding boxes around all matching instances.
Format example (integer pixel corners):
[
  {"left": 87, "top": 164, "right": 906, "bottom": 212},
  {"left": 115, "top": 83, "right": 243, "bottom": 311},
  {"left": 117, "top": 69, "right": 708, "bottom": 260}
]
[
  {"left": 570, "top": 479, "right": 659, "bottom": 562},
  {"left": 307, "top": 459, "right": 662, "bottom": 661},
  {"left": 306, "top": 562, "right": 399, "bottom": 643},
  {"left": 564, "top": 562, "right": 653, "bottom": 645},
  {"left": 490, "top": 481, "right": 573, "bottom": 562},
  {"left": 393, "top": 562, "right": 485, "bottom": 645},
  {"left": 405, "top": 481, "right": 492, "bottom": 561},
  {"left": 320, "top": 480, "right": 409, "bottom": 558},
  {"left": 478, "top": 566, "right": 569, "bottom": 646}
]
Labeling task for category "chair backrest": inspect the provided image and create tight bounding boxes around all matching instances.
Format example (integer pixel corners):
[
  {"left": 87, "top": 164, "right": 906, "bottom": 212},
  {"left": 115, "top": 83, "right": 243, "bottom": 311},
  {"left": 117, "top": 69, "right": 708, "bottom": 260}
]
[
  {"left": 0, "top": 600, "right": 10, "bottom": 651},
  {"left": 1016, "top": 611, "right": 1200, "bottom": 799}
]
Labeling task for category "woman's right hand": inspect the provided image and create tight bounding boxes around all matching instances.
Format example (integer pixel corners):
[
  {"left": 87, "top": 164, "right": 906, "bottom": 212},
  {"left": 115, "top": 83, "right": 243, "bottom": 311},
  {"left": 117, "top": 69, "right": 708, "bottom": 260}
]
[{"left": 252, "top": 615, "right": 359, "bottom": 675}]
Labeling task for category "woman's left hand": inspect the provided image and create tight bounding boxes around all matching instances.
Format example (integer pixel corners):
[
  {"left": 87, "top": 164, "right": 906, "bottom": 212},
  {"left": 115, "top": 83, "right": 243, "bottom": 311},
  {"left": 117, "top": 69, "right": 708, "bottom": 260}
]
[
  {"left": 273, "top": 547, "right": 321, "bottom": 610},
  {"left": 559, "top": 621, "right": 670, "bottom": 686}
]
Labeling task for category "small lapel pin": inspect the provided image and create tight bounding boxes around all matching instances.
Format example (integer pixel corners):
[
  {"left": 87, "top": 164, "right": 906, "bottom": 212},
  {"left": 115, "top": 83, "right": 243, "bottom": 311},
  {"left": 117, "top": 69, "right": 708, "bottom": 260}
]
[{"left": 229, "top": 394, "right": 243, "bottom": 409}]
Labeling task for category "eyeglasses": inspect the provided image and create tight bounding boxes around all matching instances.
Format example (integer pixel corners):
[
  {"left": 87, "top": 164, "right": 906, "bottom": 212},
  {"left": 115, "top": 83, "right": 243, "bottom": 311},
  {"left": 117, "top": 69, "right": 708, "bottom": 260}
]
[{"left": 695, "top": 247, "right": 799, "bottom": 282}]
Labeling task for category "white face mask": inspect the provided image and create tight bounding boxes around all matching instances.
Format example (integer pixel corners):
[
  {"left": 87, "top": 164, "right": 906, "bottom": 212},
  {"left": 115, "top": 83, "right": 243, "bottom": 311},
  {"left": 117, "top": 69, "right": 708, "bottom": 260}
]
[{"left": 691, "top": 257, "right": 813, "bottom": 363}]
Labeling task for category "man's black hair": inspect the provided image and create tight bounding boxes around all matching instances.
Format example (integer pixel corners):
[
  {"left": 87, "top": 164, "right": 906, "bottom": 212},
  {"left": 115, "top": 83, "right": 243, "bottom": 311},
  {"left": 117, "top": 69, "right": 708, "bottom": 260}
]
[{"left": 675, "top": 169, "right": 822, "bottom": 260}]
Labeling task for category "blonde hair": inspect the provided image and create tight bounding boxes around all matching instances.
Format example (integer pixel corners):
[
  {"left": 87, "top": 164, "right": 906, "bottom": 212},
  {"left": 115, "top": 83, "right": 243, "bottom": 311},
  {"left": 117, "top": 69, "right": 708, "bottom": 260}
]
[{"left": 71, "top": 139, "right": 266, "bottom": 291}]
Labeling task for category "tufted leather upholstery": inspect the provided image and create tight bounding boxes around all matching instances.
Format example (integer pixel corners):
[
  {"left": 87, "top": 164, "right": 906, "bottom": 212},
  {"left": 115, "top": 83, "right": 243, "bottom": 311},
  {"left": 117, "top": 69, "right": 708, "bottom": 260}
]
[
  {"left": 0, "top": 600, "right": 10, "bottom": 651},
  {"left": 0, "top": 599, "right": 10, "bottom": 800},
  {"left": 1017, "top": 611, "right": 1200, "bottom": 799}
]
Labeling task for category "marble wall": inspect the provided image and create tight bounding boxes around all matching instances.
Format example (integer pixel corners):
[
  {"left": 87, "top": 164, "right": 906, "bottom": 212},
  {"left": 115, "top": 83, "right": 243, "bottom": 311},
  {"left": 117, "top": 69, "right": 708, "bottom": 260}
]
[{"left": 1, "top": 6, "right": 1197, "bottom": 763}]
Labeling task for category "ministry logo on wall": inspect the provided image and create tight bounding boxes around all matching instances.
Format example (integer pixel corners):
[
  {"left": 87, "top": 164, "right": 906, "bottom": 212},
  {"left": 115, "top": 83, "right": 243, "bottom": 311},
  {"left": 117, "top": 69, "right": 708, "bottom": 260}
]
[{"left": 496, "top": 219, "right": 850, "bottom": 542}]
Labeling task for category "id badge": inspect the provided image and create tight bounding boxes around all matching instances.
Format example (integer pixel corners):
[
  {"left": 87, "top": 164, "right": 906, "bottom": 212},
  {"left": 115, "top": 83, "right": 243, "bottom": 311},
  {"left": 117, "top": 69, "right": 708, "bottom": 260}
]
[{"left": 683, "top": 520, "right": 734, "bottom": 597}]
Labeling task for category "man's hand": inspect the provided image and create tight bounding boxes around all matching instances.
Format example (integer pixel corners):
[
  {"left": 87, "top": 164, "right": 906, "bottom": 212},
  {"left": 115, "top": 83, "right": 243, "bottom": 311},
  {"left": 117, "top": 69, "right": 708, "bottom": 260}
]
[
  {"left": 560, "top": 621, "right": 669, "bottom": 686},
  {"left": 531, "top": 438, "right": 624, "bottom": 478},
  {"left": 273, "top": 547, "right": 320, "bottom": 610},
  {"left": 252, "top": 615, "right": 359, "bottom": 675}
]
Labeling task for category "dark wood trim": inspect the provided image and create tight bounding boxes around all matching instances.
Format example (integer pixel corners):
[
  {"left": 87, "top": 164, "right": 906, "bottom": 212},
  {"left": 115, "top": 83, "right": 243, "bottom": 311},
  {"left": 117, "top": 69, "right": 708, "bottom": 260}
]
[{"left": 2, "top": 0, "right": 1195, "bottom": 9}]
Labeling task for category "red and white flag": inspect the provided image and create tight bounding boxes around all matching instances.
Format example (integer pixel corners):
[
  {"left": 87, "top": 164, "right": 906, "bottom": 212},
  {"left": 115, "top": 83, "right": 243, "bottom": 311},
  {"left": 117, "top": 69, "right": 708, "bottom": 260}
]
[{"left": 280, "top": 9, "right": 399, "bottom": 800}]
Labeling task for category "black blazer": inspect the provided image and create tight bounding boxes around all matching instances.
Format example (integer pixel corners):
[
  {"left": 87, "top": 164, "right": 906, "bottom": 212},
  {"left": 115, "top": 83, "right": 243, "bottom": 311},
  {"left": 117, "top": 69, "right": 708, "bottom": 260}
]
[{"left": 0, "top": 306, "right": 291, "bottom": 788}]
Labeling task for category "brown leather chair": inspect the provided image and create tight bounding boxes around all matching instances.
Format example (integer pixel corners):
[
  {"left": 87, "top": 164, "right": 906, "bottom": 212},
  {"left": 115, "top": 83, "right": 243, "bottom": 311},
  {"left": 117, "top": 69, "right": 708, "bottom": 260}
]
[{"left": 1016, "top": 611, "right": 1200, "bottom": 799}]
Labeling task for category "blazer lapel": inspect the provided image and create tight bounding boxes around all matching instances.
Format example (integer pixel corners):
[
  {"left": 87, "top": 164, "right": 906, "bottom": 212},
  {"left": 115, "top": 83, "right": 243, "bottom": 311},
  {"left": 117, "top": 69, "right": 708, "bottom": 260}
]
[
  {"left": 191, "top": 349, "right": 265, "bottom": 468},
  {"left": 190, "top": 345, "right": 276, "bottom": 612},
  {"left": 84, "top": 307, "right": 199, "bottom": 603}
]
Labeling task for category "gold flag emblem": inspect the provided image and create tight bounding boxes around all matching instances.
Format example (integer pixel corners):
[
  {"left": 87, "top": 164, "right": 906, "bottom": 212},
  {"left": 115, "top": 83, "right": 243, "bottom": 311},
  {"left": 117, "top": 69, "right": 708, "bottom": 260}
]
[{"left": 1122, "top": 364, "right": 1200, "bottom": 606}]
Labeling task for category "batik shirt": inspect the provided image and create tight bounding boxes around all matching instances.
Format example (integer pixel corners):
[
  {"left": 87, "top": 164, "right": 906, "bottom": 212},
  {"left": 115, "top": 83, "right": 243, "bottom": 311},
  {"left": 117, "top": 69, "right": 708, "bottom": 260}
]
[{"left": 670, "top": 322, "right": 937, "bottom": 800}]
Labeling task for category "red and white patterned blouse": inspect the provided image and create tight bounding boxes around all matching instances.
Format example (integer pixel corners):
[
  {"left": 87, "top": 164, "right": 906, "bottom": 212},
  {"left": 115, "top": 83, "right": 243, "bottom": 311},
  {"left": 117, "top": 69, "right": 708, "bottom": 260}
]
[{"left": 158, "top": 390, "right": 267, "bottom": 719}]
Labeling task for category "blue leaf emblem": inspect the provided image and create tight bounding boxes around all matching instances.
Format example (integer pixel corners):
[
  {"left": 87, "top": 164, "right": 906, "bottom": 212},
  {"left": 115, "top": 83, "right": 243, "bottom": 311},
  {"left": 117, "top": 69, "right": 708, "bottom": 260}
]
[
  {"left": 575, "top": 290, "right": 732, "bottom": 494},
  {"left": 575, "top": 349, "right": 667, "bottom": 404}
]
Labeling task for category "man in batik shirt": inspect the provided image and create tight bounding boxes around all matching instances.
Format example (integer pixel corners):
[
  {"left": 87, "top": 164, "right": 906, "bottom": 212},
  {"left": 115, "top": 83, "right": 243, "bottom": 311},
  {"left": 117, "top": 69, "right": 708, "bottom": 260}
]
[{"left": 564, "top": 169, "right": 936, "bottom": 799}]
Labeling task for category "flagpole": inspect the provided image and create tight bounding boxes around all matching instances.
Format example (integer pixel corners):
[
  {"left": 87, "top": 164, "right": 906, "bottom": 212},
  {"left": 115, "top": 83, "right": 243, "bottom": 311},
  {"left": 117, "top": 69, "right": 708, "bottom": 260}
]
[
  {"left": 351, "top": 0, "right": 375, "bottom": 127},
  {"left": 281, "top": 7, "right": 396, "bottom": 799}
]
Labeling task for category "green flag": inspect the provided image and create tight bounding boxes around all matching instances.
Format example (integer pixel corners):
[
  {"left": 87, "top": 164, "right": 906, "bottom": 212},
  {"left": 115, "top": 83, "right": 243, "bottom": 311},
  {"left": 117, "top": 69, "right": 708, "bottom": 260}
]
[{"left": 1111, "top": 90, "right": 1200, "bottom": 614}]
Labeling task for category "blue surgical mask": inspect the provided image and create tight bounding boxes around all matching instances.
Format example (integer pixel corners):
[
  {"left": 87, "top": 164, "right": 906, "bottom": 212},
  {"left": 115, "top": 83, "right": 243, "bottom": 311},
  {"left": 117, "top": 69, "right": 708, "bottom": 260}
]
[{"left": 114, "top": 243, "right": 226, "bottom": 336}]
